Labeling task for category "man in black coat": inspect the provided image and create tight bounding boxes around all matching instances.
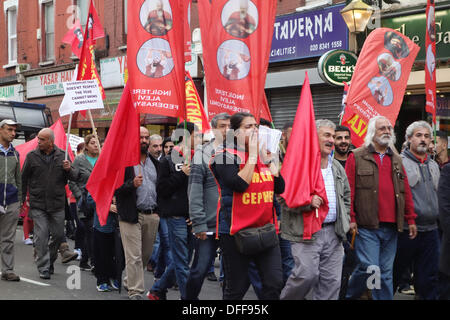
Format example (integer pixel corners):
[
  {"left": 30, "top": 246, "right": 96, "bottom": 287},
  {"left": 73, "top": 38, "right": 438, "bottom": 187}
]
[
  {"left": 115, "top": 126, "right": 160, "bottom": 300},
  {"left": 438, "top": 163, "right": 450, "bottom": 299},
  {"left": 21, "top": 128, "right": 78, "bottom": 279}
]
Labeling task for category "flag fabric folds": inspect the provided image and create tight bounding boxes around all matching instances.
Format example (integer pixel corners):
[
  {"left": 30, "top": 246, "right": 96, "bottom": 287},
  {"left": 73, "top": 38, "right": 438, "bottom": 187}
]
[
  {"left": 280, "top": 73, "right": 329, "bottom": 240},
  {"left": 86, "top": 84, "right": 140, "bottom": 226},
  {"left": 341, "top": 28, "right": 419, "bottom": 147},
  {"left": 62, "top": 19, "right": 84, "bottom": 58}
]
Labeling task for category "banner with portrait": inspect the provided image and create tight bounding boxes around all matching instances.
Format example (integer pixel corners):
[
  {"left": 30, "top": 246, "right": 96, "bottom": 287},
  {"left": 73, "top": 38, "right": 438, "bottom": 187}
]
[
  {"left": 198, "top": 0, "right": 277, "bottom": 121},
  {"left": 127, "top": 0, "right": 186, "bottom": 118},
  {"left": 425, "top": 0, "right": 436, "bottom": 123},
  {"left": 341, "top": 28, "right": 420, "bottom": 147}
]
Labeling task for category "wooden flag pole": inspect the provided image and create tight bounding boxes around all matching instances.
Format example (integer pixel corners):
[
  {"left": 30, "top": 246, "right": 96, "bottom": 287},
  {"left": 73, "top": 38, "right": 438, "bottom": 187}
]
[
  {"left": 87, "top": 109, "right": 102, "bottom": 154},
  {"left": 65, "top": 112, "right": 73, "bottom": 161}
]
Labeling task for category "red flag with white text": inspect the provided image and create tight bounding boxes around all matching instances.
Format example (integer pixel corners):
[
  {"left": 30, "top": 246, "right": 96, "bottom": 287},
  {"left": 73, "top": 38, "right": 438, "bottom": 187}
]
[
  {"left": 425, "top": 0, "right": 436, "bottom": 123},
  {"left": 127, "top": 0, "right": 186, "bottom": 118},
  {"left": 198, "top": 0, "right": 277, "bottom": 122},
  {"left": 341, "top": 28, "right": 419, "bottom": 147}
]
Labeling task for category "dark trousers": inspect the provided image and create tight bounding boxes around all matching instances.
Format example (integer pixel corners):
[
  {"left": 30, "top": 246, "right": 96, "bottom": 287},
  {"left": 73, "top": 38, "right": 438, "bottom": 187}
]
[
  {"left": 80, "top": 216, "right": 94, "bottom": 266},
  {"left": 438, "top": 272, "right": 450, "bottom": 300},
  {"left": 70, "top": 203, "right": 84, "bottom": 250},
  {"left": 219, "top": 234, "right": 283, "bottom": 300},
  {"left": 393, "top": 229, "right": 440, "bottom": 300},
  {"left": 185, "top": 235, "right": 219, "bottom": 300},
  {"left": 93, "top": 229, "right": 116, "bottom": 285}
]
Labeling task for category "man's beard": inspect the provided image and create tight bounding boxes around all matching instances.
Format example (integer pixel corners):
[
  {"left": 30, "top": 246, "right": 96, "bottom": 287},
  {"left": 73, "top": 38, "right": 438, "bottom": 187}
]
[
  {"left": 375, "top": 134, "right": 393, "bottom": 147},
  {"left": 335, "top": 143, "right": 349, "bottom": 156},
  {"left": 141, "top": 143, "right": 149, "bottom": 154},
  {"left": 415, "top": 144, "right": 428, "bottom": 154}
]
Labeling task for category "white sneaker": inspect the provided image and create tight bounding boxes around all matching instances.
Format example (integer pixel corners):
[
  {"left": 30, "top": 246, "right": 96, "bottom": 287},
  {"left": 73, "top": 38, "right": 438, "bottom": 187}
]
[
  {"left": 74, "top": 249, "right": 82, "bottom": 261},
  {"left": 23, "top": 238, "right": 33, "bottom": 245}
]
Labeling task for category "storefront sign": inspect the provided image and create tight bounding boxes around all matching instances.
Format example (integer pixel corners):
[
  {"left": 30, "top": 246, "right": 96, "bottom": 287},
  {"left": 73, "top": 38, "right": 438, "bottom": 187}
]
[
  {"left": 0, "top": 84, "right": 23, "bottom": 102},
  {"left": 381, "top": 7, "right": 450, "bottom": 61},
  {"left": 270, "top": 4, "right": 348, "bottom": 63},
  {"left": 100, "top": 55, "right": 128, "bottom": 89},
  {"left": 318, "top": 50, "right": 357, "bottom": 86},
  {"left": 26, "top": 69, "right": 76, "bottom": 99}
]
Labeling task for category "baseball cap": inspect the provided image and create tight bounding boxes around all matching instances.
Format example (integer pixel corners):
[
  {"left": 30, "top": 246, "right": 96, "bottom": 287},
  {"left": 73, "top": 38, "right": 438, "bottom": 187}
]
[{"left": 0, "top": 119, "right": 20, "bottom": 128}]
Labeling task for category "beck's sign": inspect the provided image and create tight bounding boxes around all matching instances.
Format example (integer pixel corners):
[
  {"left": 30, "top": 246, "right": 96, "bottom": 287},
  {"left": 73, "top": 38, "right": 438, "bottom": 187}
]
[
  {"left": 270, "top": 4, "right": 349, "bottom": 63},
  {"left": 318, "top": 50, "right": 357, "bottom": 86}
]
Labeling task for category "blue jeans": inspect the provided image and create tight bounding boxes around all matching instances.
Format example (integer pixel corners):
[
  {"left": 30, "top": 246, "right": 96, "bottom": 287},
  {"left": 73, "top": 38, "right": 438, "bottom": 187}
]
[
  {"left": 279, "top": 235, "right": 294, "bottom": 284},
  {"left": 393, "top": 229, "right": 440, "bottom": 299},
  {"left": 185, "top": 235, "right": 219, "bottom": 300},
  {"left": 346, "top": 225, "right": 398, "bottom": 300},
  {"left": 154, "top": 218, "right": 172, "bottom": 279},
  {"left": 153, "top": 217, "right": 193, "bottom": 299}
]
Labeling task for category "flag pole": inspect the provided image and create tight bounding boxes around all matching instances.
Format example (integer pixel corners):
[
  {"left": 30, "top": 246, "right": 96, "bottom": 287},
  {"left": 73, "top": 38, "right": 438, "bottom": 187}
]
[
  {"left": 65, "top": 112, "right": 73, "bottom": 161},
  {"left": 87, "top": 109, "right": 102, "bottom": 154}
]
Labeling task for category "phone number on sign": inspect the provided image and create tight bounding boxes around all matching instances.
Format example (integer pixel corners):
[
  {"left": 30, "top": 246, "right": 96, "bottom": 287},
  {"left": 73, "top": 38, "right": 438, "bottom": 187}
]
[{"left": 310, "top": 40, "right": 343, "bottom": 52}]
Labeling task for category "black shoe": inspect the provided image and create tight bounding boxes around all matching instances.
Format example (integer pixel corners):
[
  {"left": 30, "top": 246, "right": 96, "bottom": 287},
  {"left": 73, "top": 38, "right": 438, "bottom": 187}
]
[
  {"left": 79, "top": 262, "right": 93, "bottom": 271},
  {"left": 39, "top": 270, "right": 51, "bottom": 280},
  {"left": 207, "top": 272, "right": 218, "bottom": 282},
  {"left": 49, "top": 264, "right": 54, "bottom": 275}
]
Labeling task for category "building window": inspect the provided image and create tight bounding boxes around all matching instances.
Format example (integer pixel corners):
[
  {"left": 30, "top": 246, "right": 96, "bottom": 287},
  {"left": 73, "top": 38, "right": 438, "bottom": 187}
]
[
  {"left": 44, "top": 1, "right": 54, "bottom": 60},
  {"left": 7, "top": 8, "right": 17, "bottom": 64},
  {"left": 77, "top": 0, "right": 89, "bottom": 31}
]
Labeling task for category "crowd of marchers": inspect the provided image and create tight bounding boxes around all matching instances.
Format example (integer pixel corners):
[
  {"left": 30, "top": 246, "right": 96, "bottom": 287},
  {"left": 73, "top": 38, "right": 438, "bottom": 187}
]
[{"left": 0, "top": 113, "right": 449, "bottom": 301}]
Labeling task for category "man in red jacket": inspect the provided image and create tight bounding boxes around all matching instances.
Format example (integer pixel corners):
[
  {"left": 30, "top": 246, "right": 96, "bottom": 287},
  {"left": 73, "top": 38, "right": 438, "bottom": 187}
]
[{"left": 345, "top": 116, "right": 417, "bottom": 300}]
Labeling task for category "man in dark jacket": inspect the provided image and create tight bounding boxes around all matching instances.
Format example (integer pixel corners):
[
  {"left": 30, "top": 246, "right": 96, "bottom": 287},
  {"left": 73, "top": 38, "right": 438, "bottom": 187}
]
[
  {"left": 115, "top": 126, "right": 160, "bottom": 300},
  {"left": 22, "top": 128, "right": 78, "bottom": 279},
  {"left": 438, "top": 163, "right": 450, "bottom": 299},
  {"left": 147, "top": 121, "right": 201, "bottom": 300}
]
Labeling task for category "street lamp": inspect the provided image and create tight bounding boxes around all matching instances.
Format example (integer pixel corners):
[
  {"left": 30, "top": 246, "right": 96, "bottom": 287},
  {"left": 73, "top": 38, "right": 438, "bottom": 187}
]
[{"left": 340, "top": 0, "right": 375, "bottom": 33}]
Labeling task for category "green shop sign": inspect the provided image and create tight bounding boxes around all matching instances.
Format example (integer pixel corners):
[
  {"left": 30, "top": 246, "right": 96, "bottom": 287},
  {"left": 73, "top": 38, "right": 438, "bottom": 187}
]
[
  {"left": 381, "top": 7, "right": 450, "bottom": 61},
  {"left": 318, "top": 50, "right": 357, "bottom": 86}
]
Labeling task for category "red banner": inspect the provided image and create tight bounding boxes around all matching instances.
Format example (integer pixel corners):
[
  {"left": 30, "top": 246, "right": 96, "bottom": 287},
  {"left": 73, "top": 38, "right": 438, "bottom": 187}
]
[
  {"left": 62, "top": 19, "right": 83, "bottom": 58},
  {"left": 127, "top": 0, "right": 186, "bottom": 119},
  {"left": 341, "top": 28, "right": 420, "bottom": 147},
  {"left": 180, "top": 72, "right": 211, "bottom": 133},
  {"left": 183, "top": 0, "right": 192, "bottom": 63},
  {"left": 260, "top": 93, "right": 272, "bottom": 123},
  {"left": 77, "top": 1, "right": 106, "bottom": 100},
  {"left": 425, "top": 0, "right": 436, "bottom": 123},
  {"left": 198, "top": 0, "right": 277, "bottom": 122}
]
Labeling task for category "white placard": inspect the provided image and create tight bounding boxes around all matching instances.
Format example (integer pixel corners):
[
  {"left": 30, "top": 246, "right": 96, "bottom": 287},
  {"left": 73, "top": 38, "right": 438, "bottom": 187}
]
[
  {"left": 258, "top": 125, "right": 282, "bottom": 154},
  {"left": 59, "top": 80, "right": 104, "bottom": 117},
  {"left": 69, "top": 134, "right": 85, "bottom": 153}
]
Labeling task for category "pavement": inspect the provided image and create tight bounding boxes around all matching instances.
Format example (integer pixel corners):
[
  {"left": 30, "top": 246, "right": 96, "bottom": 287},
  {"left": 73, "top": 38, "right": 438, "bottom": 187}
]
[{"left": 0, "top": 225, "right": 414, "bottom": 301}]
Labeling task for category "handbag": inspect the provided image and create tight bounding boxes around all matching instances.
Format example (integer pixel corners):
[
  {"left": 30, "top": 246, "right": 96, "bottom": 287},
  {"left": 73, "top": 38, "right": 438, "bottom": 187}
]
[{"left": 234, "top": 223, "right": 279, "bottom": 255}]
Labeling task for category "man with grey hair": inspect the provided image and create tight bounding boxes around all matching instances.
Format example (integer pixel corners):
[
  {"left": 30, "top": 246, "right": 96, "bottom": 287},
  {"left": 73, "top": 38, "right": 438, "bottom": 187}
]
[
  {"left": 22, "top": 128, "right": 78, "bottom": 279},
  {"left": 281, "top": 119, "right": 351, "bottom": 300},
  {"left": 0, "top": 119, "right": 22, "bottom": 282},
  {"left": 345, "top": 116, "right": 417, "bottom": 300},
  {"left": 148, "top": 134, "right": 163, "bottom": 160},
  {"left": 184, "top": 112, "right": 230, "bottom": 300},
  {"left": 392, "top": 121, "right": 440, "bottom": 299}
]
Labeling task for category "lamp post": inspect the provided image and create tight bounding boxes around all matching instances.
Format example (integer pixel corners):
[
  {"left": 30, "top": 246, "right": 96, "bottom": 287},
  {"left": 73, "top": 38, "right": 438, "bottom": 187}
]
[{"left": 340, "top": 0, "right": 375, "bottom": 52}]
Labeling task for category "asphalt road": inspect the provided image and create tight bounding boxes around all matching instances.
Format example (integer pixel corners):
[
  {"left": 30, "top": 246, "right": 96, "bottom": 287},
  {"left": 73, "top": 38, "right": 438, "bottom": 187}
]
[{"left": 0, "top": 225, "right": 413, "bottom": 301}]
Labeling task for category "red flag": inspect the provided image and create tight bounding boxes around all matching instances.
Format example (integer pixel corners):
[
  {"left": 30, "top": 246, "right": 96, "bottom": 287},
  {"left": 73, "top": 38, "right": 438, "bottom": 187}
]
[
  {"left": 85, "top": 0, "right": 105, "bottom": 45},
  {"left": 77, "top": 0, "right": 106, "bottom": 105},
  {"left": 127, "top": 0, "right": 186, "bottom": 119},
  {"left": 425, "top": 0, "right": 436, "bottom": 123},
  {"left": 86, "top": 83, "right": 140, "bottom": 226},
  {"left": 260, "top": 93, "right": 272, "bottom": 123},
  {"left": 16, "top": 119, "right": 74, "bottom": 169},
  {"left": 198, "top": 0, "right": 277, "bottom": 122},
  {"left": 62, "top": 19, "right": 84, "bottom": 58},
  {"left": 183, "top": 0, "right": 192, "bottom": 63},
  {"left": 341, "top": 28, "right": 420, "bottom": 147},
  {"left": 179, "top": 72, "right": 211, "bottom": 133},
  {"left": 280, "top": 73, "right": 328, "bottom": 240}
]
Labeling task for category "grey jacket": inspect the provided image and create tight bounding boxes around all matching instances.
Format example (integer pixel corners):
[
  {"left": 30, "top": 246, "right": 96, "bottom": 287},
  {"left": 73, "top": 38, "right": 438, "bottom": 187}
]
[
  {"left": 401, "top": 148, "right": 440, "bottom": 232},
  {"left": 188, "top": 141, "right": 219, "bottom": 234},
  {"left": 280, "top": 159, "right": 351, "bottom": 242},
  {"left": 69, "top": 153, "right": 94, "bottom": 218}
]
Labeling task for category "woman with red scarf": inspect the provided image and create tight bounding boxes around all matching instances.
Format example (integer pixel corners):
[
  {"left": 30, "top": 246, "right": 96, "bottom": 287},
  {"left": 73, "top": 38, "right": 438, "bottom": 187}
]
[{"left": 211, "top": 112, "right": 285, "bottom": 300}]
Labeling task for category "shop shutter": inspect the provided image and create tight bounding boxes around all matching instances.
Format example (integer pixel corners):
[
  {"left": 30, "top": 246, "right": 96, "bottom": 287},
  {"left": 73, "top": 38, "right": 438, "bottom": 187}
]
[{"left": 266, "top": 85, "right": 344, "bottom": 130}]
